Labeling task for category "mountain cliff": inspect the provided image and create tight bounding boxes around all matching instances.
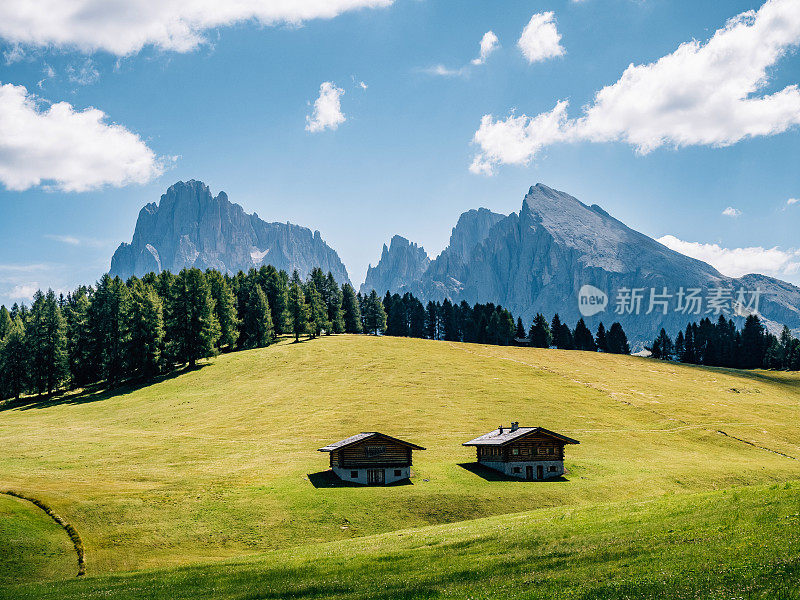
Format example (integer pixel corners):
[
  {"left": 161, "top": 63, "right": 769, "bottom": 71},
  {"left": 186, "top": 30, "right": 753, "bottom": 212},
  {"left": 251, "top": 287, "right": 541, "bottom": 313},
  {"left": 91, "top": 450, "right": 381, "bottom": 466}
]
[
  {"left": 361, "top": 235, "right": 430, "bottom": 296},
  {"left": 363, "top": 184, "right": 800, "bottom": 345},
  {"left": 110, "top": 180, "right": 350, "bottom": 283}
]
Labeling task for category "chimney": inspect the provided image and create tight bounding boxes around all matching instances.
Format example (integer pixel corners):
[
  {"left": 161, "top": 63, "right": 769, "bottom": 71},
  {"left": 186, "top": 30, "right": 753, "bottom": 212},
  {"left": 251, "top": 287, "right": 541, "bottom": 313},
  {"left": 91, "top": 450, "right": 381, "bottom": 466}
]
[
  {"left": 499, "top": 425, "right": 504, "bottom": 434},
  {"left": 511, "top": 422, "right": 519, "bottom": 432}
]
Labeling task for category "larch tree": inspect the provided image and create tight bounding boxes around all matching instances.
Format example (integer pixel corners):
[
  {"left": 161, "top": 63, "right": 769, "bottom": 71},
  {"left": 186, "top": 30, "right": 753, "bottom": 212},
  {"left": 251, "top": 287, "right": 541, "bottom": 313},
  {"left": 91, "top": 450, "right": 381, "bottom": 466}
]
[
  {"left": 207, "top": 270, "right": 239, "bottom": 350},
  {"left": 128, "top": 279, "right": 165, "bottom": 379},
  {"left": 288, "top": 275, "right": 311, "bottom": 342},
  {"left": 168, "top": 269, "right": 221, "bottom": 367},
  {"left": 0, "top": 316, "right": 28, "bottom": 400},
  {"left": 243, "top": 284, "right": 274, "bottom": 348},
  {"left": 341, "top": 283, "right": 362, "bottom": 334}
]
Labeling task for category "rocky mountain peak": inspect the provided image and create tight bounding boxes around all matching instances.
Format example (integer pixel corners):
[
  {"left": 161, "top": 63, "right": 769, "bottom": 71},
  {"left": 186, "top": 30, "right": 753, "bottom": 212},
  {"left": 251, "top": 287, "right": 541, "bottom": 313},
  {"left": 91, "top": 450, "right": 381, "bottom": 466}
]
[
  {"left": 361, "top": 235, "right": 430, "bottom": 295},
  {"left": 110, "top": 180, "right": 350, "bottom": 283}
]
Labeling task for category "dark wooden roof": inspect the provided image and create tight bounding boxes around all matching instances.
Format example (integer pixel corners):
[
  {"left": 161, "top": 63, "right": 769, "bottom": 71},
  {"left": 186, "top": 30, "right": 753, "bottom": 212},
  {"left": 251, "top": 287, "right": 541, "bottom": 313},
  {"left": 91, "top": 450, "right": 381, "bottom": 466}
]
[
  {"left": 318, "top": 432, "right": 426, "bottom": 452},
  {"left": 463, "top": 426, "right": 579, "bottom": 447}
]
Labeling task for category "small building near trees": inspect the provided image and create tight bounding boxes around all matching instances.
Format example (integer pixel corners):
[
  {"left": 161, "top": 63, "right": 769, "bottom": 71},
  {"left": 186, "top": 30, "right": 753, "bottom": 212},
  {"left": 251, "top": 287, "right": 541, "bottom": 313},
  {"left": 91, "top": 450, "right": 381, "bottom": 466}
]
[
  {"left": 463, "top": 424, "right": 579, "bottom": 480},
  {"left": 318, "top": 432, "right": 425, "bottom": 485}
]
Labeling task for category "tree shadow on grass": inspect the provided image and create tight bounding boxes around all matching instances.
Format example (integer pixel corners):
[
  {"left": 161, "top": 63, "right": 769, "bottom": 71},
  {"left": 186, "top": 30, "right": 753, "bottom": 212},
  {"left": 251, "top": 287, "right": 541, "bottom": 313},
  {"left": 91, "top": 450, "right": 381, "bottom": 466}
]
[
  {"left": 458, "top": 462, "right": 569, "bottom": 483},
  {"left": 307, "top": 470, "right": 413, "bottom": 488},
  {"left": 0, "top": 364, "right": 209, "bottom": 412}
]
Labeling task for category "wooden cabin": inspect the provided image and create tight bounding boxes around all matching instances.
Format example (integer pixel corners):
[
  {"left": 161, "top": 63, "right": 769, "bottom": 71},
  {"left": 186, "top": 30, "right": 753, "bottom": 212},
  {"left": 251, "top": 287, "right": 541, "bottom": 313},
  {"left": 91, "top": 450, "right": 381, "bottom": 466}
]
[
  {"left": 318, "top": 432, "right": 425, "bottom": 485},
  {"left": 463, "top": 423, "right": 579, "bottom": 480}
]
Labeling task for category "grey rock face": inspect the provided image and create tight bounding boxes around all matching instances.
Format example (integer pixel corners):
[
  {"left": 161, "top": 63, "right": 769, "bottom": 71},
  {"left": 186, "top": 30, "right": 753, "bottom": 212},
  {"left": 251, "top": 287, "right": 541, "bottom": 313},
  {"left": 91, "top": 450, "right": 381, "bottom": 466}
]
[
  {"left": 361, "top": 235, "right": 430, "bottom": 295},
  {"left": 110, "top": 180, "right": 350, "bottom": 283},
  {"left": 362, "top": 183, "right": 800, "bottom": 347}
]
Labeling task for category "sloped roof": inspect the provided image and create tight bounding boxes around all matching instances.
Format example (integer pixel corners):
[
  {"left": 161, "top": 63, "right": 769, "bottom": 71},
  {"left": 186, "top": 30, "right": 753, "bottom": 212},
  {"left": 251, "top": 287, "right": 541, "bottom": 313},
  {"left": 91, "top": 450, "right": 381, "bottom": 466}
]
[
  {"left": 318, "top": 432, "right": 425, "bottom": 452},
  {"left": 463, "top": 427, "right": 579, "bottom": 447}
]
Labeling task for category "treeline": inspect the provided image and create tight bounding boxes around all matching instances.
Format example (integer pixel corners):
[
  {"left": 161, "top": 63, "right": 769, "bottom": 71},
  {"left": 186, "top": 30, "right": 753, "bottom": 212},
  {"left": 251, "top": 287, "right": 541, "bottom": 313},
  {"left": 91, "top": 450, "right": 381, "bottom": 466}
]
[
  {"left": 0, "top": 266, "right": 381, "bottom": 401},
  {"left": 378, "top": 292, "right": 632, "bottom": 354},
  {"left": 649, "top": 314, "right": 800, "bottom": 371}
]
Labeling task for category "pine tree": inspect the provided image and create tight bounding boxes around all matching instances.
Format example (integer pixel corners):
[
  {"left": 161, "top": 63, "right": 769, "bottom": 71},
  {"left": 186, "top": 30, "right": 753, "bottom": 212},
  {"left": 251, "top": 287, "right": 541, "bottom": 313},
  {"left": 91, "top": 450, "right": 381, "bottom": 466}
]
[
  {"left": 528, "top": 313, "right": 551, "bottom": 348},
  {"left": 363, "top": 290, "right": 387, "bottom": 335},
  {"left": 424, "top": 301, "right": 439, "bottom": 340},
  {"left": 305, "top": 280, "right": 329, "bottom": 338},
  {"left": 551, "top": 314, "right": 574, "bottom": 349},
  {"left": 0, "top": 305, "right": 11, "bottom": 340},
  {"left": 325, "top": 272, "right": 345, "bottom": 334},
  {"left": 740, "top": 315, "right": 767, "bottom": 369},
  {"left": 573, "top": 318, "right": 597, "bottom": 351},
  {"left": 207, "top": 270, "right": 239, "bottom": 349},
  {"left": 263, "top": 268, "right": 291, "bottom": 335},
  {"left": 606, "top": 322, "right": 630, "bottom": 355},
  {"left": 91, "top": 275, "right": 132, "bottom": 386},
  {"left": 168, "top": 269, "right": 221, "bottom": 367},
  {"left": 515, "top": 317, "right": 526, "bottom": 340},
  {"left": 650, "top": 328, "right": 673, "bottom": 360},
  {"left": 408, "top": 297, "right": 427, "bottom": 338},
  {"left": 64, "top": 287, "right": 94, "bottom": 388},
  {"left": 27, "top": 289, "right": 68, "bottom": 395},
  {"left": 288, "top": 276, "right": 311, "bottom": 341},
  {"left": 674, "top": 330, "right": 685, "bottom": 360},
  {"left": 595, "top": 322, "right": 609, "bottom": 352},
  {"left": 341, "top": 283, "right": 363, "bottom": 333},
  {"left": 0, "top": 316, "right": 28, "bottom": 400},
  {"left": 128, "top": 279, "right": 165, "bottom": 379},
  {"left": 387, "top": 294, "right": 409, "bottom": 337},
  {"left": 243, "top": 284, "right": 274, "bottom": 348}
]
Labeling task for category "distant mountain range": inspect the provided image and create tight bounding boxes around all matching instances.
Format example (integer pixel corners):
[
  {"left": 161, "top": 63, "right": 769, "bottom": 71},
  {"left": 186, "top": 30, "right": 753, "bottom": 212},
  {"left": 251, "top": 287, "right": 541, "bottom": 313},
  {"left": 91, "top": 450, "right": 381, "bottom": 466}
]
[
  {"left": 110, "top": 180, "right": 349, "bottom": 284},
  {"left": 110, "top": 181, "right": 800, "bottom": 346},
  {"left": 361, "top": 184, "right": 800, "bottom": 346}
]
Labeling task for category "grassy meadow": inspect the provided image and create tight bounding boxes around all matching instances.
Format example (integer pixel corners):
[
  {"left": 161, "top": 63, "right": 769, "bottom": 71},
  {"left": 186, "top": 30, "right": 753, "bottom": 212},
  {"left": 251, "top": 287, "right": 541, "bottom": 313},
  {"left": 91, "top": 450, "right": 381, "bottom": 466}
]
[{"left": 1, "top": 335, "right": 799, "bottom": 596}]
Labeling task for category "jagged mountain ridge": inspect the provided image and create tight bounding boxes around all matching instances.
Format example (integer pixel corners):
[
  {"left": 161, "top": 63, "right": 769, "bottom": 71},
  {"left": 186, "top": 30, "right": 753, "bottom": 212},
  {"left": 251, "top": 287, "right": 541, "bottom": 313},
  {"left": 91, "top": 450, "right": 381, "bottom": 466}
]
[
  {"left": 364, "top": 184, "right": 800, "bottom": 345},
  {"left": 110, "top": 180, "right": 350, "bottom": 283},
  {"left": 361, "top": 235, "right": 430, "bottom": 296}
]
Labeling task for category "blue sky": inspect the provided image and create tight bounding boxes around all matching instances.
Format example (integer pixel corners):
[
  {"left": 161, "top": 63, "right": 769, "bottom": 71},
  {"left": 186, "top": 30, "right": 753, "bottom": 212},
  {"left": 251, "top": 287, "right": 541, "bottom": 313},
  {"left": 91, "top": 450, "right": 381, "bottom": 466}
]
[{"left": 1, "top": 0, "right": 799, "bottom": 302}]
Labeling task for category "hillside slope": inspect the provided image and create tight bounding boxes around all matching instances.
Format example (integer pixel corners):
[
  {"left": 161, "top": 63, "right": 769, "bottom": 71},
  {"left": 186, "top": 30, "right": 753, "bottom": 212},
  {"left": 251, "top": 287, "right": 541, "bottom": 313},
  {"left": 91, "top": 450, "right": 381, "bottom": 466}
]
[{"left": 0, "top": 335, "right": 798, "bottom": 577}]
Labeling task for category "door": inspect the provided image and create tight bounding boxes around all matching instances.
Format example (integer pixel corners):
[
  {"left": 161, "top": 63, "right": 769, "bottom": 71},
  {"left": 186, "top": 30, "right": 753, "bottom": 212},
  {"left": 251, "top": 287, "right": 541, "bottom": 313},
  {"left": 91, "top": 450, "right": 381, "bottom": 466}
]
[
  {"left": 526, "top": 465, "right": 533, "bottom": 480},
  {"left": 367, "top": 469, "right": 385, "bottom": 485},
  {"left": 536, "top": 465, "right": 544, "bottom": 480}
]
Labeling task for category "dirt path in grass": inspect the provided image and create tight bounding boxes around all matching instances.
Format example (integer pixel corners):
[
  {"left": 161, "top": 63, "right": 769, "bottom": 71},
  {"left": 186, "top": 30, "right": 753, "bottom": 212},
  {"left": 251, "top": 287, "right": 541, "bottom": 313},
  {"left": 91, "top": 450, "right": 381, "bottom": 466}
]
[
  {"left": 447, "top": 342, "right": 797, "bottom": 461},
  {"left": 0, "top": 490, "right": 86, "bottom": 576}
]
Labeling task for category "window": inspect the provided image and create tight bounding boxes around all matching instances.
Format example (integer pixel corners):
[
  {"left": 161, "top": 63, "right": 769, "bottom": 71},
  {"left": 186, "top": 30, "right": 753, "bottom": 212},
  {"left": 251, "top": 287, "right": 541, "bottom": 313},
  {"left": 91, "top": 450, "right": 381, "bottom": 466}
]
[
  {"left": 365, "top": 446, "right": 386, "bottom": 457},
  {"left": 394, "top": 469, "right": 402, "bottom": 476},
  {"left": 548, "top": 447, "right": 555, "bottom": 455},
  {"left": 537, "top": 447, "right": 547, "bottom": 455},
  {"left": 351, "top": 471, "right": 358, "bottom": 478},
  {"left": 512, "top": 448, "right": 519, "bottom": 455},
  {"left": 548, "top": 466, "right": 557, "bottom": 473},
  {"left": 513, "top": 467, "right": 521, "bottom": 474}
]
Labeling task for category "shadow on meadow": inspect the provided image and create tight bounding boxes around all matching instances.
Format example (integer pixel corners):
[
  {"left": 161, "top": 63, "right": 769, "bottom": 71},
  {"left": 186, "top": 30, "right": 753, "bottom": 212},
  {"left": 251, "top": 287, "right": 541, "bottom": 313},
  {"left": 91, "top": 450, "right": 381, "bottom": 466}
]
[
  {"left": 306, "top": 470, "right": 413, "bottom": 488},
  {"left": 457, "top": 462, "right": 569, "bottom": 483},
  {"left": 0, "top": 364, "right": 209, "bottom": 413}
]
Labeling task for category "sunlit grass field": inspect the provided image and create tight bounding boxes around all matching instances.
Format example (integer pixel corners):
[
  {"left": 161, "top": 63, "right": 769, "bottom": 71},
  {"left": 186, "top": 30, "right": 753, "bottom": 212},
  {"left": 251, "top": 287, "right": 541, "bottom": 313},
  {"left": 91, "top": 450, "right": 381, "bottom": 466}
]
[{"left": 1, "top": 335, "right": 799, "bottom": 596}]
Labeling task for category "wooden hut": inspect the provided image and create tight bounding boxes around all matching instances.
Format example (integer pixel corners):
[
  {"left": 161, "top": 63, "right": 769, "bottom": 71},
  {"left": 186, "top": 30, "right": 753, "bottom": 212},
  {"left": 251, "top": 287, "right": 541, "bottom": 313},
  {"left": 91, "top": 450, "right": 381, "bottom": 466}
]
[
  {"left": 463, "top": 423, "right": 578, "bottom": 480},
  {"left": 318, "top": 432, "right": 425, "bottom": 485}
]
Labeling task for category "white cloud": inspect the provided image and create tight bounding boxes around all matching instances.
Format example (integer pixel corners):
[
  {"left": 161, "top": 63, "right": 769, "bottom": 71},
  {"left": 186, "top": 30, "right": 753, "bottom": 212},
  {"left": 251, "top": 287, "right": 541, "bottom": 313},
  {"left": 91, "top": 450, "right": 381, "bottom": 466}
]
[
  {"left": 0, "top": 0, "right": 393, "bottom": 56},
  {"left": 471, "top": 31, "right": 499, "bottom": 65},
  {"left": 0, "top": 82, "right": 166, "bottom": 192},
  {"left": 788, "top": 197, "right": 800, "bottom": 206},
  {"left": 469, "top": 102, "right": 571, "bottom": 174},
  {"left": 517, "top": 12, "right": 565, "bottom": 64},
  {"left": 44, "top": 234, "right": 109, "bottom": 247},
  {"left": 3, "top": 43, "right": 25, "bottom": 64},
  {"left": 6, "top": 283, "right": 39, "bottom": 301},
  {"left": 722, "top": 206, "right": 742, "bottom": 217},
  {"left": 658, "top": 235, "right": 800, "bottom": 279},
  {"left": 66, "top": 59, "right": 99, "bottom": 86},
  {"left": 473, "top": 0, "right": 800, "bottom": 174},
  {"left": 422, "top": 64, "right": 467, "bottom": 77},
  {"left": 305, "top": 81, "right": 346, "bottom": 133}
]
